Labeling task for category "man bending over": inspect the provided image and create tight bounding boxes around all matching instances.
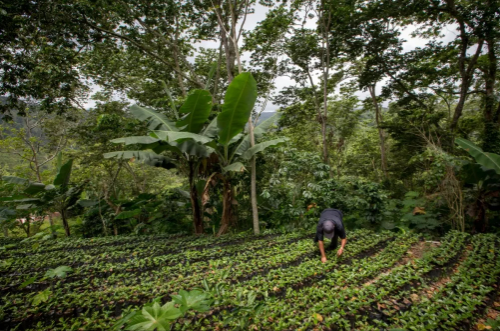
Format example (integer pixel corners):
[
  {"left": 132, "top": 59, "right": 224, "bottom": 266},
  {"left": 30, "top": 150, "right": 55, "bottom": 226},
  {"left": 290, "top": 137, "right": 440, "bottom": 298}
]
[{"left": 314, "top": 208, "right": 347, "bottom": 263}]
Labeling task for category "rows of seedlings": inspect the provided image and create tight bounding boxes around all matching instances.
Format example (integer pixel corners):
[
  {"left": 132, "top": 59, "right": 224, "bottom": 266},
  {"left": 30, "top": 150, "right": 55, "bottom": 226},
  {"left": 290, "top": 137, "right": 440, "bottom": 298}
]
[
  {"left": 232, "top": 232, "right": 420, "bottom": 331},
  {"left": 384, "top": 233, "right": 500, "bottom": 331},
  {"left": 0, "top": 232, "right": 309, "bottom": 289},
  {"left": 0, "top": 230, "right": 370, "bottom": 330},
  {"left": 178, "top": 232, "right": 397, "bottom": 330},
  {"left": 0, "top": 230, "right": 288, "bottom": 273},
  {"left": 245, "top": 231, "right": 467, "bottom": 331},
  {"left": 331, "top": 231, "right": 469, "bottom": 331}
]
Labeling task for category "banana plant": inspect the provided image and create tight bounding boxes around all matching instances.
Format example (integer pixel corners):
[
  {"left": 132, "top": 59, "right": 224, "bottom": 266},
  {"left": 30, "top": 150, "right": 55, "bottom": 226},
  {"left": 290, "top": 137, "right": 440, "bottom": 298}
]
[
  {"left": 1, "top": 158, "right": 83, "bottom": 237},
  {"left": 456, "top": 138, "right": 500, "bottom": 232},
  {"left": 107, "top": 72, "right": 287, "bottom": 235}
]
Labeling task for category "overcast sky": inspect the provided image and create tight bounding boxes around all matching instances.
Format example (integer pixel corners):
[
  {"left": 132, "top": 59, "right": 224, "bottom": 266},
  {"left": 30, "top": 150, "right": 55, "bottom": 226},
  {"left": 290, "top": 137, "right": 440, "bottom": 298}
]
[{"left": 84, "top": 4, "right": 458, "bottom": 111}]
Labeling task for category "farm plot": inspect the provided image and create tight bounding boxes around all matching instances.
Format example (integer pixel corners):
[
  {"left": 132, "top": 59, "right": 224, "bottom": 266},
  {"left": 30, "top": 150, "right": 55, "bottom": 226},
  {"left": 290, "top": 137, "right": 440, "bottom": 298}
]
[{"left": 0, "top": 230, "right": 499, "bottom": 330}]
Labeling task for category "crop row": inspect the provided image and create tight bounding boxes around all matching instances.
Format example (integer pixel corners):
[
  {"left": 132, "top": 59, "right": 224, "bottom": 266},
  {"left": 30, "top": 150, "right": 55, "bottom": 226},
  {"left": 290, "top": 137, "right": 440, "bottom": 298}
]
[
  {"left": 0, "top": 232, "right": 310, "bottom": 292},
  {"left": 382, "top": 233, "right": 500, "bottom": 331},
  {"left": 174, "top": 232, "right": 397, "bottom": 330},
  {"left": 0, "top": 231, "right": 308, "bottom": 284},
  {"left": 0, "top": 230, "right": 286, "bottom": 270},
  {"left": 216, "top": 232, "right": 420, "bottom": 331},
  {"left": 0, "top": 230, "right": 375, "bottom": 330},
  {"left": 241, "top": 230, "right": 468, "bottom": 331}
]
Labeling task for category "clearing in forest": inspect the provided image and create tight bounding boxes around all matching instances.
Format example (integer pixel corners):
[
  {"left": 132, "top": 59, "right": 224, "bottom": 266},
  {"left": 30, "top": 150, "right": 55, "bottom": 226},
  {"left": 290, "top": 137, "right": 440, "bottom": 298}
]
[{"left": 0, "top": 230, "right": 499, "bottom": 330}]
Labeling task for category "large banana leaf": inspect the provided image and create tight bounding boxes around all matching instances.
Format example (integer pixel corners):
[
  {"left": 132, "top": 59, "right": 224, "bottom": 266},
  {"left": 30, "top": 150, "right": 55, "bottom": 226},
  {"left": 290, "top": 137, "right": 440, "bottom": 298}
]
[
  {"left": 24, "top": 182, "right": 47, "bottom": 195},
  {"left": 175, "top": 140, "right": 215, "bottom": 158},
  {"left": 2, "top": 176, "right": 29, "bottom": 186},
  {"left": 2, "top": 176, "right": 47, "bottom": 195},
  {"left": 129, "top": 104, "right": 179, "bottom": 131},
  {"left": 110, "top": 136, "right": 160, "bottom": 145},
  {"left": 241, "top": 138, "right": 288, "bottom": 160},
  {"left": 153, "top": 131, "right": 213, "bottom": 144},
  {"left": 217, "top": 72, "right": 257, "bottom": 145},
  {"left": 223, "top": 162, "right": 246, "bottom": 173},
  {"left": 254, "top": 112, "right": 281, "bottom": 139},
  {"left": 202, "top": 117, "right": 219, "bottom": 138},
  {"left": 176, "top": 89, "right": 212, "bottom": 133},
  {"left": 103, "top": 151, "right": 176, "bottom": 169},
  {"left": 53, "top": 159, "right": 73, "bottom": 187},
  {"left": 231, "top": 113, "right": 282, "bottom": 158},
  {"left": 456, "top": 138, "right": 500, "bottom": 174}
]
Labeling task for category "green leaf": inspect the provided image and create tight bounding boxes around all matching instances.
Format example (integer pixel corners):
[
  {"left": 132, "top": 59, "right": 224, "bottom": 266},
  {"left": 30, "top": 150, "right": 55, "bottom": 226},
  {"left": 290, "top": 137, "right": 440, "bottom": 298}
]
[
  {"left": 103, "top": 151, "right": 176, "bottom": 170},
  {"left": 115, "top": 209, "right": 141, "bottom": 220},
  {"left": 112, "top": 311, "right": 137, "bottom": 331},
  {"left": 254, "top": 112, "right": 282, "bottom": 139},
  {"left": 202, "top": 117, "right": 219, "bottom": 138},
  {"left": 129, "top": 104, "right": 179, "bottom": 131},
  {"left": 176, "top": 89, "right": 212, "bottom": 133},
  {"left": 16, "top": 204, "right": 36, "bottom": 210},
  {"left": 217, "top": 72, "right": 257, "bottom": 145},
  {"left": 32, "top": 289, "right": 51, "bottom": 306},
  {"left": 223, "top": 162, "right": 246, "bottom": 173},
  {"left": 24, "top": 182, "right": 46, "bottom": 195},
  {"left": 153, "top": 131, "right": 213, "bottom": 144},
  {"left": 456, "top": 138, "right": 500, "bottom": 174},
  {"left": 110, "top": 136, "right": 160, "bottom": 145},
  {"left": 174, "top": 140, "right": 214, "bottom": 158},
  {"left": 241, "top": 138, "right": 288, "bottom": 160},
  {"left": 1, "top": 176, "right": 29, "bottom": 186},
  {"left": 19, "top": 276, "right": 37, "bottom": 289},
  {"left": 45, "top": 266, "right": 73, "bottom": 278},
  {"left": 171, "top": 290, "right": 212, "bottom": 314},
  {"left": 125, "top": 302, "right": 182, "bottom": 331},
  {"left": 53, "top": 159, "right": 73, "bottom": 187}
]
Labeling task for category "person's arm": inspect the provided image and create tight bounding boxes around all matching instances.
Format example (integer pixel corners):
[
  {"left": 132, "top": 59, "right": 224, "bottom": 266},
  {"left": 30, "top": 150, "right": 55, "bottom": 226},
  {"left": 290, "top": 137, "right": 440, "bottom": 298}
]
[
  {"left": 318, "top": 241, "right": 327, "bottom": 263},
  {"left": 337, "top": 238, "right": 347, "bottom": 256}
]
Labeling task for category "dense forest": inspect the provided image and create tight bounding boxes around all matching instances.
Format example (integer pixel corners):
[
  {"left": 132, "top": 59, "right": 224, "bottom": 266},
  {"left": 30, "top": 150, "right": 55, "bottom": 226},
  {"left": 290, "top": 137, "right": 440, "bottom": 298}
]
[{"left": 1, "top": 0, "right": 500, "bottom": 329}]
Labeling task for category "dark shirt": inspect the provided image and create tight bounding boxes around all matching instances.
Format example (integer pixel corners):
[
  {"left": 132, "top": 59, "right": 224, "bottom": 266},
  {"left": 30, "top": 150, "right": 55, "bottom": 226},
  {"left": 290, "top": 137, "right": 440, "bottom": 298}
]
[{"left": 314, "top": 208, "right": 346, "bottom": 242}]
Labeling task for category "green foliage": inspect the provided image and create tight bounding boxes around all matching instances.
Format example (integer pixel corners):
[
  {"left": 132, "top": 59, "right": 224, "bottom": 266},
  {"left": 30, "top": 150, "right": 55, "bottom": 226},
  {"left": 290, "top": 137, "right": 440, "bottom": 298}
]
[
  {"left": 44, "top": 266, "right": 73, "bottom": 278},
  {"left": 121, "top": 290, "right": 211, "bottom": 331},
  {"left": 176, "top": 89, "right": 212, "bottom": 133},
  {"left": 217, "top": 72, "right": 257, "bottom": 145},
  {"left": 456, "top": 138, "right": 500, "bottom": 175},
  {"left": 32, "top": 289, "right": 52, "bottom": 306},
  {"left": 126, "top": 302, "right": 182, "bottom": 331}
]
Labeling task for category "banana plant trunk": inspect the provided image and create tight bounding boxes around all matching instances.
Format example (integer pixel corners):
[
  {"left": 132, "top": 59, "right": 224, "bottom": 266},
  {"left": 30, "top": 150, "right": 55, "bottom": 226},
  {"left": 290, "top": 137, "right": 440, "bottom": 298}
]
[
  {"left": 216, "top": 176, "right": 235, "bottom": 237},
  {"left": 61, "top": 209, "right": 71, "bottom": 237},
  {"left": 189, "top": 161, "right": 204, "bottom": 234}
]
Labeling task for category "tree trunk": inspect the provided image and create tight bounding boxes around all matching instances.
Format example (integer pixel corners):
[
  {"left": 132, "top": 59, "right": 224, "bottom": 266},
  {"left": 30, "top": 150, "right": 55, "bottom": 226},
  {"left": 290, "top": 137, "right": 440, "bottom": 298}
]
[
  {"left": 248, "top": 120, "right": 260, "bottom": 235},
  {"left": 189, "top": 161, "right": 203, "bottom": 234},
  {"left": 482, "top": 37, "right": 500, "bottom": 153},
  {"left": 217, "top": 177, "right": 235, "bottom": 237},
  {"left": 450, "top": 35, "right": 484, "bottom": 130},
  {"left": 61, "top": 209, "right": 71, "bottom": 237},
  {"left": 113, "top": 225, "right": 118, "bottom": 236},
  {"left": 368, "top": 85, "right": 388, "bottom": 179},
  {"left": 48, "top": 213, "right": 57, "bottom": 238}
]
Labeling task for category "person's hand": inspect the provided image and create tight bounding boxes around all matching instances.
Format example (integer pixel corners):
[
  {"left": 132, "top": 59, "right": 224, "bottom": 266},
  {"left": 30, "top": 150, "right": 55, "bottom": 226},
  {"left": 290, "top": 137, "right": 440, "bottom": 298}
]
[
  {"left": 337, "top": 247, "right": 344, "bottom": 257},
  {"left": 321, "top": 256, "right": 327, "bottom": 263}
]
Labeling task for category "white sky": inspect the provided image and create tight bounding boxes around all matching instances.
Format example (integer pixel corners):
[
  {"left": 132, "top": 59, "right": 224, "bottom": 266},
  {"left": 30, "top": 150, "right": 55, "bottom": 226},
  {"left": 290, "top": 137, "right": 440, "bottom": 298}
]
[{"left": 84, "top": 4, "right": 458, "bottom": 112}]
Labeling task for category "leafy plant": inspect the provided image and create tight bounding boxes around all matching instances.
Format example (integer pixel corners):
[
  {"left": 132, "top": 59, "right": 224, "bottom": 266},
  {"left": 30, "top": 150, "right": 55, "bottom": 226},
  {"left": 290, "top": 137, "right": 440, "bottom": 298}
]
[
  {"left": 45, "top": 266, "right": 73, "bottom": 278},
  {"left": 115, "top": 289, "right": 212, "bottom": 331}
]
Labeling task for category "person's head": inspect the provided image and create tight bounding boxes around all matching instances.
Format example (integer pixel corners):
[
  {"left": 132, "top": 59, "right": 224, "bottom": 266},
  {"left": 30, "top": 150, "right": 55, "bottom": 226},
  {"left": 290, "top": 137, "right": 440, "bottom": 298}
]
[{"left": 323, "top": 220, "right": 335, "bottom": 239}]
